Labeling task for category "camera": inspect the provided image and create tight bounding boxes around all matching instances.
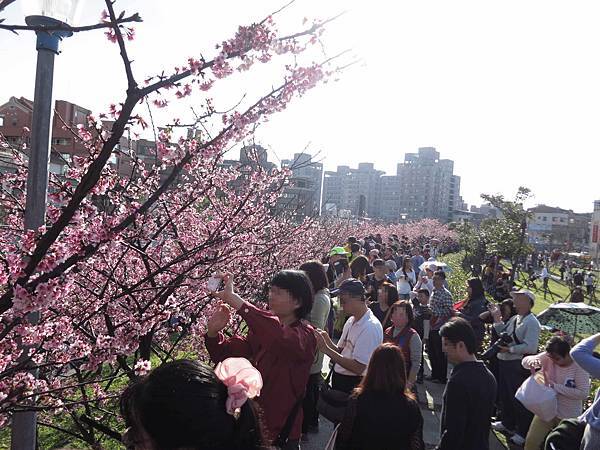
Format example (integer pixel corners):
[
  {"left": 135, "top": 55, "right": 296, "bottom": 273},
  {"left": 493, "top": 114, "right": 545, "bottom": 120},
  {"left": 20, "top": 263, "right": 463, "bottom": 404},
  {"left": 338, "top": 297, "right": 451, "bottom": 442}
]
[
  {"left": 481, "top": 332, "right": 513, "bottom": 360},
  {"left": 334, "top": 259, "right": 349, "bottom": 277}
]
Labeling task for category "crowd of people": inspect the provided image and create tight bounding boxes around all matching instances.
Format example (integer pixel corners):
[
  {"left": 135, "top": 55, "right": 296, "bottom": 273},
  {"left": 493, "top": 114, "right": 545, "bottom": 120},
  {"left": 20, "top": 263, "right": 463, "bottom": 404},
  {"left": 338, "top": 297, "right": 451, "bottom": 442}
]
[
  {"left": 117, "top": 234, "right": 600, "bottom": 450},
  {"left": 480, "top": 253, "right": 597, "bottom": 305}
]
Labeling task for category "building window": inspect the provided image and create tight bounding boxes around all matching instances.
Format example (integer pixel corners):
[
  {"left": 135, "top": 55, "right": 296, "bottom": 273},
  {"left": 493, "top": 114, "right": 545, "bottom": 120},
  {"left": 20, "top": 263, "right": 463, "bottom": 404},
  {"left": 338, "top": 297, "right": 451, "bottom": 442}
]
[
  {"left": 0, "top": 116, "right": 3, "bottom": 126},
  {"left": 542, "top": 216, "right": 547, "bottom": 221},
  {"left": 552, "top": 217, "right": 558, "bottom": 222},
  {"left": 51, "top": 138, "right": 70, "bottom": 146}
]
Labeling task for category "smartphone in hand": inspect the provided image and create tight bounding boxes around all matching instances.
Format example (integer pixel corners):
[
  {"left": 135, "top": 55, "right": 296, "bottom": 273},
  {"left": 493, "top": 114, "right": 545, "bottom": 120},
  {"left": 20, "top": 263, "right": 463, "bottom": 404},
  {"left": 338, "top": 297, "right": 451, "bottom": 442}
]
[{"left": 207, "top": 275, "right": 223, "bottom": 292}]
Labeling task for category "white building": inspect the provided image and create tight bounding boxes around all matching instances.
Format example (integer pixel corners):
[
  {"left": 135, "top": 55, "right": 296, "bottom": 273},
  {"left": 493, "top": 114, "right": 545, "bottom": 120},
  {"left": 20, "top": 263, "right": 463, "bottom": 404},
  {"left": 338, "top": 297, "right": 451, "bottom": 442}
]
[
  {"left": 322, "top": 163, "right": 384, "bottom": 218},
  {"left": 527, "top": 204, "right": 592, "bottom": 250},
  {"left": 395, "top": 147, "right": 461, "bottom": 222}
]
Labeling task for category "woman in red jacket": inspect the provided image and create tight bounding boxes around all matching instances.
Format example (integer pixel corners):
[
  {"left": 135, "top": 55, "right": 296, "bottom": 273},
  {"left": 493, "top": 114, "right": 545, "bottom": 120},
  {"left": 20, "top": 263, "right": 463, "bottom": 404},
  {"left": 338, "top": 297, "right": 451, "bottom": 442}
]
[{"left": 204, "top": 270, "right": 317, "bottom": 449}]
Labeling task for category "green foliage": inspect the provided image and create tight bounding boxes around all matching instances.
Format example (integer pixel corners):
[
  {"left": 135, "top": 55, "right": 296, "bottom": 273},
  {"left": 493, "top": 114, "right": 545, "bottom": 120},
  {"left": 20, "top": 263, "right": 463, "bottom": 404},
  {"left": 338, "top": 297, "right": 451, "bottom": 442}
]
[
  {"left": 440, "top": 251, "right": 469, "bottom": 301},
  {"left": 457, "top": 187, "right": 534, "bottom": 273},
  {"left": 479, "top": 187, "right": 533, "bottom": 264}
]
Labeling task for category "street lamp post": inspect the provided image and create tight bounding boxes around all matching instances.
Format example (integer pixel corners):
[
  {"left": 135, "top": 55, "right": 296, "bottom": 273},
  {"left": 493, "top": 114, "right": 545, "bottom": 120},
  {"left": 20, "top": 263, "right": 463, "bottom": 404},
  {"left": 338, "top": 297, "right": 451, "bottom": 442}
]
[{"left": 11, "top": 2, "right": 80, "bottom": 449}]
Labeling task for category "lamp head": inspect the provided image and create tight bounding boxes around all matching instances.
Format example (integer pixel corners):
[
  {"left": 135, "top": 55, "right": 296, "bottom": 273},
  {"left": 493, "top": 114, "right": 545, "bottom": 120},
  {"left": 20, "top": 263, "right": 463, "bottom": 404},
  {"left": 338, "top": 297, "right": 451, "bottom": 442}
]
[{"left": 23, "top": 0, "right": 82, "bottom": 26}]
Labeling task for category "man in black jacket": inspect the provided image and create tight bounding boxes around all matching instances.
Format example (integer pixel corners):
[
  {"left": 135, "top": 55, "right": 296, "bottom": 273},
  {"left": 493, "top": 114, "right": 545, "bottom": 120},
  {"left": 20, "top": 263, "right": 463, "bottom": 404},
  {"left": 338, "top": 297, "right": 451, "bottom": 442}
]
[{"left": 436, "top": 318, "right": 497, "bottom": 450}]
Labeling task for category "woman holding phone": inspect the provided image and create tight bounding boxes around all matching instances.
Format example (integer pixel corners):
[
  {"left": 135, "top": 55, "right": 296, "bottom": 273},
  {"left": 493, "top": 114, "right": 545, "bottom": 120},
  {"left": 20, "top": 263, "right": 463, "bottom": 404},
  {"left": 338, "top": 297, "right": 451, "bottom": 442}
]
[
  {"left": 204, "top": 271, "right": 316, "bottom": 449},
  {"left": 395, "top": 257, "right": 416, "bottom": 300}
]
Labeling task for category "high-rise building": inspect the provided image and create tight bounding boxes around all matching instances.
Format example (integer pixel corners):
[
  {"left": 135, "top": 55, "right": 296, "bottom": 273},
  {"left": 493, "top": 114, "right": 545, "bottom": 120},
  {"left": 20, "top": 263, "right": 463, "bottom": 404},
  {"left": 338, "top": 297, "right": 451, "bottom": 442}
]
[
  {"left": 321, "top": 147, "right": 462, "bottom": 222},
  {"left": 395, "top": 147, "right": 460, "bottom": 222},
  {"left": 377, "top": 175, "right": 403, "bottom": 222},
  {"left": 280, "top": 153, "right": 323, "bottom": 218},
  {"left": 322, "top": 163, "right": 384, "bottom": 218}
]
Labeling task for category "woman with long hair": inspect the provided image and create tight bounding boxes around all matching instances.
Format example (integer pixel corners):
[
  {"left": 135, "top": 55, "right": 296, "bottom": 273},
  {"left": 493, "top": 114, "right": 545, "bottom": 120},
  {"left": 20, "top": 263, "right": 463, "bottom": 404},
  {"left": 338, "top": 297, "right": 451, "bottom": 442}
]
[
  {"left": 299, "top": 260, "right": 331, "bottom": 435},
  {"left": 395, "top": 256, "right": 416, "bottom": 300},
  {"left": 369, "top": 281, "right": 398, "bottom": 329},
  {"left": 120, "top": 359, "right": 265, "bottom": 450},
  {"left": 383, "top": 301, "right": 422, "bottom": 389},
  {"left": 458, "top": 278, "right": 488, "bottom": 347},
  {"left": 335, "top": 343, "right": 424, "bottom": 450}
]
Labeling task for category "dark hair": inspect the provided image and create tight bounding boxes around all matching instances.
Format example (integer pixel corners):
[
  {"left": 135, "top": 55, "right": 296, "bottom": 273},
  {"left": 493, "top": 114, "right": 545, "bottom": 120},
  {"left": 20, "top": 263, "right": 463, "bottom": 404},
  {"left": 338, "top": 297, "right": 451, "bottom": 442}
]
[
  {"left": 439, "top": 317, "right": 477, "bottom": 354},
  {"left": 352, "top": 343, "right": 414, "bottom": 400},
  {"left": 350, "top": 255, "right": 370, "bottom": 280},
  {"left": 500, "top": 298, "right": 517, "bottom": 319},
  {"left": 120, "top": 360, "right": 264, "bottom": 450},
  {"left": 467, "top": 278, "right": 485, "bottom": 300},
  {"left": 402, "top": 257, "right": 412, "bottom": 272},
  {"left": 372, "top": 258, "right": 385, "bottom": 267},
  {"left": 299, "top": 260, "right": 329, "bottom": 293},
  {"left": 433, "top": 270, "right": 446, "bottom": 280},
  {"left": 350, "top": 242, "right": 361, "bottom": 253},
  {"left": 379, "top": 282, "right": 399, "bottom": 307},
  {"left": 348, "top": 236, "right": 357, "bottom": 244},
  {"left": 417, "top": 288, "right": 430, "bottom": 297},
  {"left": 390, "top": 300, "right": 414, "bottom": 325},
  {"left": 546, "top": 336, "right": 572, "bottom": 358},
  {"left": 270, "top": 270, "right": 314, "bottom": 319}
]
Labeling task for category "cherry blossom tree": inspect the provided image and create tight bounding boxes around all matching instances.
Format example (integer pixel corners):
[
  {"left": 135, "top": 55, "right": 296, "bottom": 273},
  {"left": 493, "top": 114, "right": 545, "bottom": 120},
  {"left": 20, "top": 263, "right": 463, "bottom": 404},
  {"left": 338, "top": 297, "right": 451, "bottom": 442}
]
[
  {"left": 0, "top": 1, "right": 457, "bottom": 446},
  {"left": 0, "top": 0, "right": 353, "bottom": 444}
]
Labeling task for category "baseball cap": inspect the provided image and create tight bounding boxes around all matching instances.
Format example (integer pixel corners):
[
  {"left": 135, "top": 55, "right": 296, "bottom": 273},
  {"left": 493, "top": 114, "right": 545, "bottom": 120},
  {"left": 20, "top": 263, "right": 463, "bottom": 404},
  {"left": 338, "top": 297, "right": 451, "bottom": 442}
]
[
  {"left": 338, "top": 278, "right": 366, "bottom": 297},
  {"left": 510, "top": 289, "right": 535, "bottom": 303},
  {"left": 329, "top": 246, "right": 349, "bottom": 257}
]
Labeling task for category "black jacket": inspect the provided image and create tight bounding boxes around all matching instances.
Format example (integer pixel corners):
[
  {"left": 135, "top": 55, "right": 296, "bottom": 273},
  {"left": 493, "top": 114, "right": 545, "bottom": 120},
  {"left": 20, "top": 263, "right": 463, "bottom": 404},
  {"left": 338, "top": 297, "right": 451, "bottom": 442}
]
[
  {"left": 336, "top": 392, "right": 424, "bottom": 450},
  {"left": 437, "top": 361, "right": 497, "bottom": 450}
]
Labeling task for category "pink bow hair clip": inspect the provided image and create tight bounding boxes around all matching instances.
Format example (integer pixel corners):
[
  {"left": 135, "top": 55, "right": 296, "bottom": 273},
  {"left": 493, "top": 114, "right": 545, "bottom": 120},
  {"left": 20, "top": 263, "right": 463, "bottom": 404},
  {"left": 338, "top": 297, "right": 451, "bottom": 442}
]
[{"left": 214, "top": 357, "right": 263, "bottom": 418}]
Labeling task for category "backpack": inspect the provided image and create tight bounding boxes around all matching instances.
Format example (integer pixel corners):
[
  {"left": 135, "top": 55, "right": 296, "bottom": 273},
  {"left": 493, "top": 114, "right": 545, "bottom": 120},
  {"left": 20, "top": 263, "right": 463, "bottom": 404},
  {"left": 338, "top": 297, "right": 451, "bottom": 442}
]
[{"left": 544, "top": 418, "right": 585, "bottom": 450}]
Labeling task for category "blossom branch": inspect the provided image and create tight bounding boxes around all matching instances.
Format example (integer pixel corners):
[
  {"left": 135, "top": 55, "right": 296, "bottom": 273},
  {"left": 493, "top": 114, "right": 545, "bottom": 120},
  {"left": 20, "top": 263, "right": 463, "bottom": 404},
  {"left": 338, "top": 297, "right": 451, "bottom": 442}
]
[
  {"left": 105, "top": 0, "right": 137, "bottom": 91},
  {"left": 0, "top": 12, "right": 142, "bottom": 34}
]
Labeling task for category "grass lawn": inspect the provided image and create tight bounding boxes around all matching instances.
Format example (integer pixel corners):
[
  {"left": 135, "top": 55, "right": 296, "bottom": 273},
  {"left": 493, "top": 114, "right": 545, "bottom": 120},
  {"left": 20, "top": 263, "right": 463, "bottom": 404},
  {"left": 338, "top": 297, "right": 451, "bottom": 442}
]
[{"left": 510, "top": 266, "right": 595, "bottom": 315}]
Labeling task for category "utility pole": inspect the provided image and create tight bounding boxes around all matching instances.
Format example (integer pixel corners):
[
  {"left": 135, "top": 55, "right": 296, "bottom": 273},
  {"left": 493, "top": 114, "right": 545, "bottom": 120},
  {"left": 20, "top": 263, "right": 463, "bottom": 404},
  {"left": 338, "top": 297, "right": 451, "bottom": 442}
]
[{"left": 11, "top": 14, "right": 73, "bottom": 450}]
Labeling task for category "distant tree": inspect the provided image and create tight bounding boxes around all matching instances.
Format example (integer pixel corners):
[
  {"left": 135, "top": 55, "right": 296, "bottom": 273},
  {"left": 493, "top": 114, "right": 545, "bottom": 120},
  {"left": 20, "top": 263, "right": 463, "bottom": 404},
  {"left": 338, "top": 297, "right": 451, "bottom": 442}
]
[{"left": 457, "top": 187, "right": 533, "bottom": 281}]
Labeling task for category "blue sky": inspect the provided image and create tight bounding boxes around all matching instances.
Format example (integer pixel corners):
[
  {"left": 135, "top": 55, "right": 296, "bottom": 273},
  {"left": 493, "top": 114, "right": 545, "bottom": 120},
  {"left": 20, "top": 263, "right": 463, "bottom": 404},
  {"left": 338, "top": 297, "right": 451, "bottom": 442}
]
[{"left": 1, "top": 0, "right": 599, "bottom": 212}]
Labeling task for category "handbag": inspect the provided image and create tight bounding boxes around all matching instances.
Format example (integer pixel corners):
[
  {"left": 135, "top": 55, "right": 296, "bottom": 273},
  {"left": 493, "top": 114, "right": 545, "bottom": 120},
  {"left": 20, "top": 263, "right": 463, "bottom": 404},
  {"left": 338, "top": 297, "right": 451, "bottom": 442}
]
[
  {"left": 515, "top": 371, "right": 558, "bottom": 422},
  {"left": 317, "top": 370, "right": 350, "bottom": 424}
]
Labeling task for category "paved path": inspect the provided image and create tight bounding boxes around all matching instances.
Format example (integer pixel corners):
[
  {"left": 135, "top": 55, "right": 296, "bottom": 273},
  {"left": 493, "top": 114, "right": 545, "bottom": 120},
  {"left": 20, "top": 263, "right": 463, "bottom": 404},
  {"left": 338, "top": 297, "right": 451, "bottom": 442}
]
[{"left": 302, "top": 355, "right": 508, "bottom": 449}]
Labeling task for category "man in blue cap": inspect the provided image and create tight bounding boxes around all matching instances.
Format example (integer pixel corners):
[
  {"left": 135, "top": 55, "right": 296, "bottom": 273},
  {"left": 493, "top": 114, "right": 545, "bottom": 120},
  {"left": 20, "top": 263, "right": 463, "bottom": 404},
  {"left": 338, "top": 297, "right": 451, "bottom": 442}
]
[{"left": 315, "top": 278, "right": 384, "bottom": 393}]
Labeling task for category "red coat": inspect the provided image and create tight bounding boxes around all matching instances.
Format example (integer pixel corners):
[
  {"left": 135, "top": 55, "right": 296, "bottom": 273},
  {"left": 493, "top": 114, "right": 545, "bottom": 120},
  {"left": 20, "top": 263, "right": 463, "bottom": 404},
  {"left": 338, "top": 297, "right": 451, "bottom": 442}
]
[{"left": 205, "top": 301, "right": 316, "bottom": 443}]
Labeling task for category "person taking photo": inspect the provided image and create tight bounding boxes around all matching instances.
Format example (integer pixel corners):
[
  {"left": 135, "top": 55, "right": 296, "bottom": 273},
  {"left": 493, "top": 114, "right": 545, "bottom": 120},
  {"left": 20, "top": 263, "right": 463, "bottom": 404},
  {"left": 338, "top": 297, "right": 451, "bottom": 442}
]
[
  {"left": 314, "top": 279, "right": 383, "bottom": 394},
  {"left": 489, "top": 289, "right": 541, "bottom": 447},
  {"left": 204, "top": 271, "right": 316, "bottom": 449}
]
